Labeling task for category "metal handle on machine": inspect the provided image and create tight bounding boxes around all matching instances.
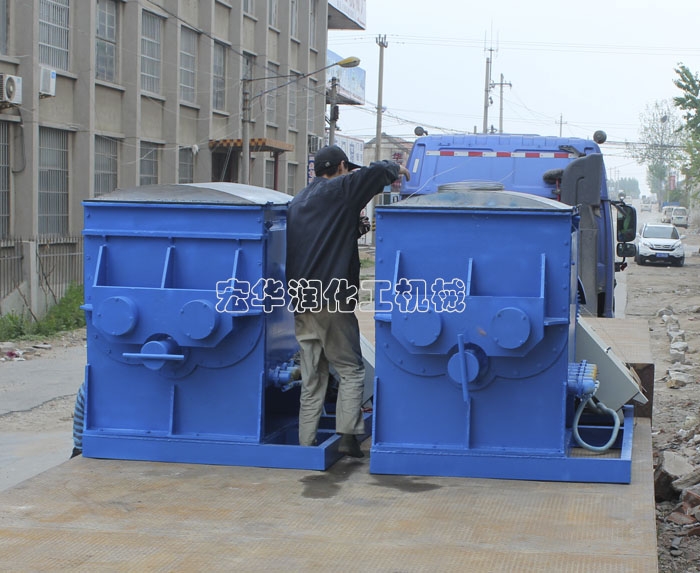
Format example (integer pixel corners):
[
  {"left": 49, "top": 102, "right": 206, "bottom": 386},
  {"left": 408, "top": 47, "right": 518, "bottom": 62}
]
[
  {"left": 122, "top": 352, "right": 185, "bottom": 362},
  {"left": 457, "top": 334, "right": 469, "bottom": 403},
  {"left": 122, "top": 338, "right": 185, "bottom": 370}
]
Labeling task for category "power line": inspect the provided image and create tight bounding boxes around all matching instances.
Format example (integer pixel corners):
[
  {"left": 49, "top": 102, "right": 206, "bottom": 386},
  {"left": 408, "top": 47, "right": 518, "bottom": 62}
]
[{"left": 330, "top": 34, "right": 700, "bottom": 57}]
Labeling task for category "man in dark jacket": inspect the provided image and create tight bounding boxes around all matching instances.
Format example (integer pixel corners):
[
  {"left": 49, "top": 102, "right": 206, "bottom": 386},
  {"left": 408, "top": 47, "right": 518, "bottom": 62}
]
[{"left": 286, "top": 145, "right": 409, "bottom": 457}]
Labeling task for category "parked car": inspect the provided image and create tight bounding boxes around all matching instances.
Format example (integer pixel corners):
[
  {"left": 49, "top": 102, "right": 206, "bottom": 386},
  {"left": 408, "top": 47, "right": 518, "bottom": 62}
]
[
  {"left": 635, "top": 223, "right": 685, "bottom": 266},
  {"left": 671, "top": 206, "right": 689, "bottom": 228},
  {"left": 661, "top": 206, "right": 674, "bottom": 223}
]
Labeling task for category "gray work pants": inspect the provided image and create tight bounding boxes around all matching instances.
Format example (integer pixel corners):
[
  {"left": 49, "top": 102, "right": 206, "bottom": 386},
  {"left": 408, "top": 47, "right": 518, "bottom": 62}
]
[{"left": 294, "top": 308, "right": 366, "bottom": 446}]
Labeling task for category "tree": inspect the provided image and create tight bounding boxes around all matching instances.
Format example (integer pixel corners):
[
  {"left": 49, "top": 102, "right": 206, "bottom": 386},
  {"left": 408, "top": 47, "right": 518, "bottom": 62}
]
[
  {"left": 673, "top": 64, "right": 700, "bottom": 203},
  {"left": 628, "top": 100, "right": 683, "bottom": 202},
  {"left": 609, "top": 177, "right": 641, "bottom": 198},
  {"left": 673, "top": 64, "right": 700, "bottom": 133}
]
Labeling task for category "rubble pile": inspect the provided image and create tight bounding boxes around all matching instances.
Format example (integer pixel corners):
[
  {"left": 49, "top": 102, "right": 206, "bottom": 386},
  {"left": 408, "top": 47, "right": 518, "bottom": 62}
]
[
  {"left": 0, "top": 341, "right": 52, "bottom": 362},
  {"left": 654, "top": 306, "right": 700, "bottom": 563}
]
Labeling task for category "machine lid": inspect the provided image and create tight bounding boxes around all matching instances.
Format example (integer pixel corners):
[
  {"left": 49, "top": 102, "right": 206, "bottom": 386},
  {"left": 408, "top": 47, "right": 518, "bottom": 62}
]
[
  {"left": 85, "top": 183, "right": 291, "bottom": 206},
  {"left": 388, "top": 183, "right": 573, "bottom": 211}
]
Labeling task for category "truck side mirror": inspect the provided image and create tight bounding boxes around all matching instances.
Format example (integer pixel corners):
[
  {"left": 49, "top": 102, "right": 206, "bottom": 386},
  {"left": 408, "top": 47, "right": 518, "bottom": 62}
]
[
  {"left": 616, "top": 242, "right": 636, "bottom": 258},
  {"left": 615, "top": 203, "right": 637, "bottom": 243}
]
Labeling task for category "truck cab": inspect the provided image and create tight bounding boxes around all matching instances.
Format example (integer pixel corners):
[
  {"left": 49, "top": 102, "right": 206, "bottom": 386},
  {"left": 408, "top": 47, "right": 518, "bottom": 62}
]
[{"left": 401, "top": 133, "right": 636, "bottom": 318}]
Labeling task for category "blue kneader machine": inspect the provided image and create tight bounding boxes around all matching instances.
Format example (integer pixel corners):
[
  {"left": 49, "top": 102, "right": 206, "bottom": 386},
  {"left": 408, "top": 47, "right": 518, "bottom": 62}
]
[
  {"left": 80, "top": 183, "right": 369, "bottom": 471},
  {"left": 369, "top": 188, "right": 644, "bottom": 483}
]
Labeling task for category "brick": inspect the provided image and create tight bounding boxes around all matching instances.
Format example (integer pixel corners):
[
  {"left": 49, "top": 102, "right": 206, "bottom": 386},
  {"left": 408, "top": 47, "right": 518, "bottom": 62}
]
[{"left": 666, "top": 511, "right": 696, "bottom": 526}]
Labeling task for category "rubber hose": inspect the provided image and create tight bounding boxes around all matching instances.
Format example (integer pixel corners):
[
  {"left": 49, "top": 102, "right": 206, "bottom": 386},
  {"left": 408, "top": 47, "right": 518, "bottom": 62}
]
[{"left": 572, "top": 397, "right": 621, "bottom": 453}]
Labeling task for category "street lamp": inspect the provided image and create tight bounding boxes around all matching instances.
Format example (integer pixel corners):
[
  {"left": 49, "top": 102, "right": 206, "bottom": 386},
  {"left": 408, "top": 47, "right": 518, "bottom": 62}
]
[{"left": 241, "top": 56, "right": 360, "bottom": 185}]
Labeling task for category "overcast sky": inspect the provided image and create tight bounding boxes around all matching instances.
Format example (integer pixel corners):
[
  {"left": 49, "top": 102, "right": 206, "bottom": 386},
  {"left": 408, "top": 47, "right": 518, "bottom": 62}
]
[{"left": 327, "top": 0, "right": 700, "bottom": 194}]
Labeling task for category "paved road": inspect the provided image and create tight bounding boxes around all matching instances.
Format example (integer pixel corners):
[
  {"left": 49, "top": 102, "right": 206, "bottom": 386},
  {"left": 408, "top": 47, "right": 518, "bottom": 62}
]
[{"left": 0, "top": 345, "right": 85, "bottom": 492}]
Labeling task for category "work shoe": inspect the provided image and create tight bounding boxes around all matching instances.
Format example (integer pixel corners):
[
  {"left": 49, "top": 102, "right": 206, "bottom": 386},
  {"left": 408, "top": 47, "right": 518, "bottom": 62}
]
[{"left": 338, "top": 434, "right": 364, "bottom": 458}]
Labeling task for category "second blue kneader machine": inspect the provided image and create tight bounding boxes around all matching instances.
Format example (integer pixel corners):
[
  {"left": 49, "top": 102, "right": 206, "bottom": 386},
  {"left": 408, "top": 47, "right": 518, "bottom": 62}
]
[{"left": 369, "top": 188, "right": 635, "bottom": 483}]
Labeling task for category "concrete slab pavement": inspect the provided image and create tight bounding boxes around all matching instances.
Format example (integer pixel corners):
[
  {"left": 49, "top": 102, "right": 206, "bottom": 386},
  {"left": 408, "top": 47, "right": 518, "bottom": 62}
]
[{"left": 0, "top": 344, "right": 85, "bottom": 492}]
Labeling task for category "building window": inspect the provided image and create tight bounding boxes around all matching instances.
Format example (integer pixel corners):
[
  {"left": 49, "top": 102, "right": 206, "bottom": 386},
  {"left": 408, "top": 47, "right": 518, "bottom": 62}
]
[
  {"left": 266, "top": 63, "right": 278, "bottom": 125},
  {"left": 0, "top": 122, "right": 8, "bottom": 237},
  {"left": 243, "top": 53, "right": 255, "bottom": 80},
  {"left": 212, "top": 42, "right": 226, "bottom": 110},
  {"left": 96, "top": 0, "right": 117, "bottom": 82},
  {"left": 286, "top": 163, "right": 297, "bottom": 195},
  {"left": 141, "top": 11, "right": 162, "bottom": 94},
  {"left": 94, "top": 135, "right": 117, "bottom": 197},
  {"left": 39, "top": 0, "right": 70, "bottom": 71},
  {"left": 309, "top": 0, "right": 317, "bottom": 49},
  {"left": 267, "top": 0, "right": 277, "bottom": 27},
  {"left": 307, "top": 79, "right": 317, "bottom": 134},
  {"left": 243, "top": 0, "right": 254, "bottom": 16},
  {"left": 0, "top": 0, "right": 8, "bottom": 54},
  {"left": 180, "top": 27, "right": 197, "bottom": 104},
  {"left": 179, "top": 147, "right": 194, "bottom": 184},
  {"left": 289, "top": 0, "right": 298, "bottom": 38},
  {"left": 264, "top": 160, "right": 275, "bottom": 190},
  {"left": 288, "top": 80, "right": 297, "bottom": 130},
  {"left": 38, "top": 127, "right": 69, "bottom": 236},
  {"left": 140, "top": 142, "right": 159, "bottom": 185}
]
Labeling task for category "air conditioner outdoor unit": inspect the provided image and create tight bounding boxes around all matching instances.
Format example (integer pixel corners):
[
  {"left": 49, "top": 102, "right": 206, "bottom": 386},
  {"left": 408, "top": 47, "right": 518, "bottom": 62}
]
[
  {"left": 307, "top": 134, "right": 323, "bottom": 153},
  {"left": 39, "top": 67, "right": 56, "bottom": 98},
  {"left": 0, "top": 74, "right": 22, "bottom": 105}
]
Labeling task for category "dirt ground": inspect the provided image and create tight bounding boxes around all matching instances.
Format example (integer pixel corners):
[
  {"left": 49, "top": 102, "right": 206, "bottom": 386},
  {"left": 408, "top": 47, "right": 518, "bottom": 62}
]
[
  {"left": 624, "top": 204, "right": 700, "bottom": 573},
  {"left": 3, "top": 204, "right": 700, "bottom": 570}
]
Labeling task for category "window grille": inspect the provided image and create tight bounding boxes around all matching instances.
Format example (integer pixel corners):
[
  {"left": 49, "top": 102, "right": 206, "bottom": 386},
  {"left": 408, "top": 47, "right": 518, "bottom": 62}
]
[
  {"left": 268, "top": 0, "right": 277, "bottom": 27},
  {"left": 0, "top": 0, "right": 8, "bottom": 54},
  {"left": 264, "top": 160, "right": 275, "bottom": 190},
  {"left": 288, "top": 80, "right": 297, "bottom": 130},
  {"left": 38, "top": 127, "right": 69, "bottom": 236},
  {"left": 0, "top": 122, "right": 8, "bottom": 237},
  {"left": 179, "top": 147, "right": 194, "bottom": 184},
  {"left": 307, "top": 79, "right": 317, "bottom": 134},
  {"left": 94, "top": 135, "right": 118, "bottom": 197},
  {"left": 180, "top": 27, "right": 197, "bottom": 103},
  {"left": 39, "top": 0, "right": 70, "bottom": 71},
  {"left": 266, "top": 63, "right": 278, "bottom": 124},
  {"left": 290, "top": 0, "right": 298, "bottom": 38},
  {"left": 140, "top": 141, "right": 159, "bottom": 185},
  {"left": 286, "top": 163, "right": 297, "bottom": 196},
  {"left": 141, "top": 11, "right": 162, "bottom": 94},
  {"left": 212, "top": 42, "right": 226, "bottom": 110},
  {"left": 309, "top": 0, "right": 317, "bottom": 49},
  {"left": 96, "top": 0, "right": 117, "bottom": 82}
]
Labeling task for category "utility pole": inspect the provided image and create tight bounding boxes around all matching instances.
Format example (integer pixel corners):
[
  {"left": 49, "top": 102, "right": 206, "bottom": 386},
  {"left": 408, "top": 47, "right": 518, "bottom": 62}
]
[
  {"left": 557, "top": 113, "right": 567, "bottom": 137},
  {"left": 490, "top": 73, "right": 511, "bottom": 133},
  {"left": 241, "top": 80, "right": 251, "bottom": 185},
  {"left": 367, "top": 34, "right": 388, "bottom": 246},
  {"left": 375, "top": 35, "right": 388, "bottom": 162},
  {"left": 328, "top": 76, "right": 338, "bottom": 146},
  {"left": 482, "top": 48, "right": 494, "bottom": 134}
]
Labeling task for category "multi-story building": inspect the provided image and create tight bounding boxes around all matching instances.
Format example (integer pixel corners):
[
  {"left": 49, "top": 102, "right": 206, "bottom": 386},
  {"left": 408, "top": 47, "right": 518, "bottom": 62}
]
[{"left": 0, "top": 0, "right": 365, "bottom": 318}]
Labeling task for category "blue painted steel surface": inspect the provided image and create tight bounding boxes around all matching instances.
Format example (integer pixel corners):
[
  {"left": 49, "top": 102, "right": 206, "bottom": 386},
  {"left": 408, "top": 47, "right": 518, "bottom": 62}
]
[
  {"left": 402, "top": 134, "right": 605, "bottom": 199},
  {"left": 80, "top": 183, "right": 365, "bottom": 470},
  {"left": 401, "top": 134, "right": 618, "bottom": 318},
  {"left": 370, "top": 189, "right": 634, "bottom": 483}
]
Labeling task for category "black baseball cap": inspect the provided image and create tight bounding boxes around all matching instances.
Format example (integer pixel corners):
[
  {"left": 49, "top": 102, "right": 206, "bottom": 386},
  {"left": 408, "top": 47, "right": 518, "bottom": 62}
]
[{"left": 314, "top": 145, "right": 361, "bottom": 174}]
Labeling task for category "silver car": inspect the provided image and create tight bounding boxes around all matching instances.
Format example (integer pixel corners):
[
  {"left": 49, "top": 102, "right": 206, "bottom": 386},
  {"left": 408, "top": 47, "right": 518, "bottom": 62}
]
[
  {"left": 636, "top": 223, "right": 685, "bottom": 266},
  {"left": 671, "top": 206, "right": 689, "bottom": 228}
]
